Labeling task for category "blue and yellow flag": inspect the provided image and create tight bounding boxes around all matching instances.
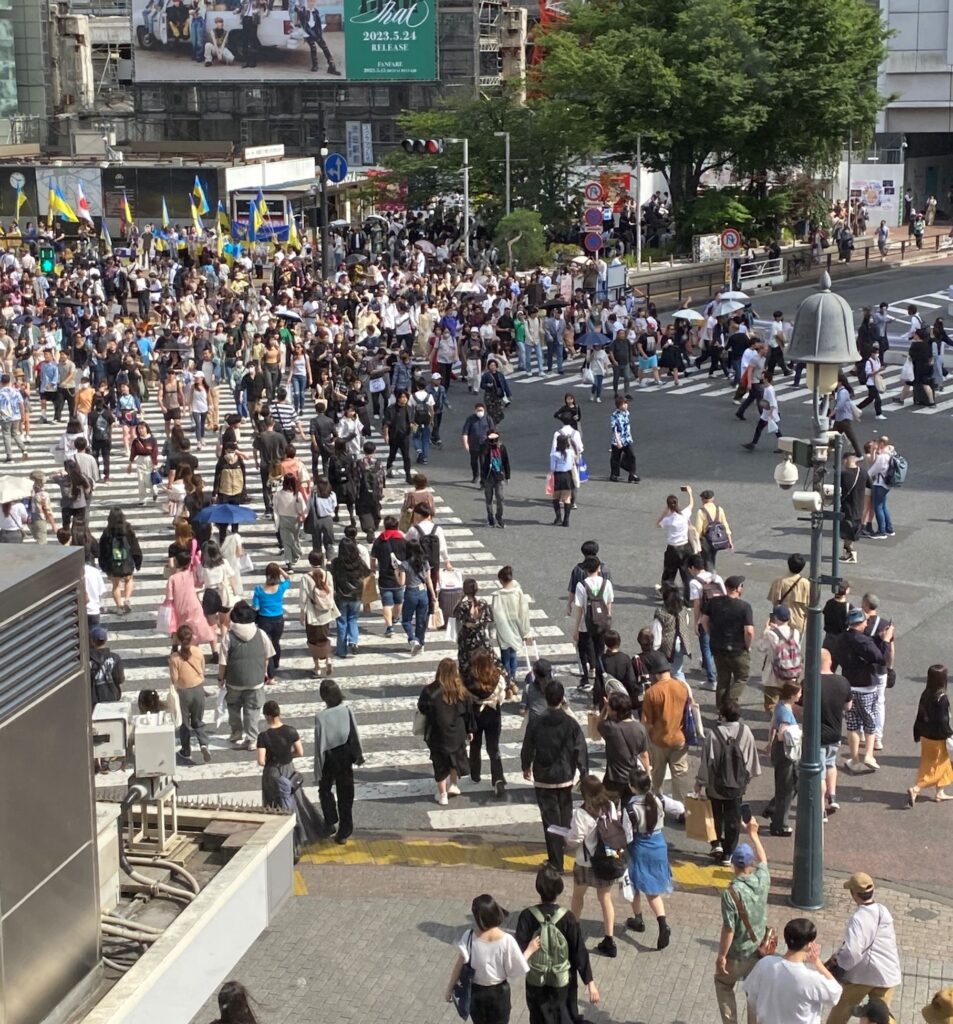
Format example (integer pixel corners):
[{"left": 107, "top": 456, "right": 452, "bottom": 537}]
[
  {"left": 287, "top": 215, "right": 302, "bottom": 251},
  {"left": 48, "top": 186, "right": 79, "bottom": 223},
  {"left": 100, "top": 219, "right": 113, "bottom": 255},
  {"left": 251, "top": 190, "right": 268, "bottom": 238},
  {"left": 14, "top": 185, "right": 26, "bottom": 223},
  {"left": 161, "top": 196, "right": 170, "bottom": 230},
  {"left": 193, "top": 176, "right": 210, "bottom": 216},
  {"left": 120, "top": 191, "right": 133, "bottom": 225},
  {"left": 189, "top": 194, "right": 203, "bottom": 233},
  {"left": 216, "top": 200, "right": 231, "bottom": 237}
]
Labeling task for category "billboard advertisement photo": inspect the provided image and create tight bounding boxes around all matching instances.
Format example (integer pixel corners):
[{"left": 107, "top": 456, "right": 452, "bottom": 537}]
[{"left": 131, "top": 0, "right": 436, "bottom": 82}]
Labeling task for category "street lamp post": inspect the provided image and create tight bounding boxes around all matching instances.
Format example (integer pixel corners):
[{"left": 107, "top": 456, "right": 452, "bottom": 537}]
[
  {"left": 309, "top": 184, "right": 319, "bottom": 253},
  {"left": 494, "top": 131, "right": 511, "bottom": 217},
  {"left": 446, "top": 136, "right": 470, "bottom": 262},
  {"left": 784, "top": 271, "right": 859, "bottom": 911},
  {"left": 319, "top": 138, "right": 331, "bottom": 282}
]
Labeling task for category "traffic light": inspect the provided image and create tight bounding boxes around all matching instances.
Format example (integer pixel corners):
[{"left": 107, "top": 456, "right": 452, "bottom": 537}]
[
  {"left": 401, "top": 138, "right": 444, "bottom": 155},
  {"left": 38, "top": 246, "right": 55, "bottom": 274}
]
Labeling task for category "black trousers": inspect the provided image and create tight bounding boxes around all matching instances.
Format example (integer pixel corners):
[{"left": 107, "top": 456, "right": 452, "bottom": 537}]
[
  {"left": 386, "top": 434, "right": 412, "bottom": 481},
  {"left": 469, "top": 704, "right": 504, "bottom": 784},
  {"left": 256, "top": 613, "right": 284, "bottom": 677},
  {"left": 53, "top": 387, "right": 75, "bottom": 421},
  {"left": 471, "top": 981, "right": 511, "bottom": 1024},
  {"left": 305, "top": 28, "right": 333, "bottom": 66},
  {"left": 91, "top": 440, "right": 111, "bottom": 478},
  {"left": 469, "top": 445, "right": 483, "bottom": 481},
  {"left": 662, "top": 542, "right": 692, "bottom": 596},
  {"left": 535, "top": 786, "right": 573, "bottom": 868},
  {"left": 765, "top": 346, "right": 788, "bottom": 375},
  {"left": 709, "top": 795, "right": 741, "bottom": 855},
  {"left": 771, "top": 745, "right": 797, "bottom": 831},
  {"left": 577, "top": 629, "right": 605, "bottom": 704},
  {"left": 609, "top": 442, "right": 636, "bottom": 480},
  {"left": 318, "top": 745, "right": 355, "bottom": 839}
]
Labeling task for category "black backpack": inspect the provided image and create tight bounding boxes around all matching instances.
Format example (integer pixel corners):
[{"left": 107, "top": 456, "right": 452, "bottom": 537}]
[
  {"left": 413, "top": 396, "right": 432, "bottom": 426},
  {"left": 92, "top": 412, "right": 110, "bottom": 442},
  {"left": 587, "top": 814, "right": 629, "bottom": 881},
  {"left": 585, "top": 578, "right": 611, "bottom": 635},
  {"left": 710, "top": 728, "right": 751, "bottom": 799},
  {"left": 417, "top": 524, "right": 441, "bottom": 571}
]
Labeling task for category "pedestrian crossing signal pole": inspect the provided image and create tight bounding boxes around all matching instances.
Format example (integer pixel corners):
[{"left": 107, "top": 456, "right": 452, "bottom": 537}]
[
  {"left": 39, "top": 246, "right": 55, "bottom": 274},
  {"left": 784, "top": 273, "right": 858, "bottom": 911}
]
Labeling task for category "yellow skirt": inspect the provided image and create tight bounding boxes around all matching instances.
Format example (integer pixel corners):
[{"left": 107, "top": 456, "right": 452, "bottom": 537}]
[{"left": 916, "top": 738, "right": 953, "bottom": 790}]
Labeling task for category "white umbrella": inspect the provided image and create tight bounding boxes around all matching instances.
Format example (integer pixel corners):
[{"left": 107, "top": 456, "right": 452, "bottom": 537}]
[
  {"left": 671, "top": 309, "right": 705, "bottom": 323},
  {"left": 0, "top": 476, "right": 32, "bottom": 504},
  {"left": 453, "top": 282, "right": 485, "bottom": 295},
  {"left": 719, "top": 290, "right": 749, "bottom": 301},
  {"left": 713, "top": 299, "right": 745, "bottom": 317}
]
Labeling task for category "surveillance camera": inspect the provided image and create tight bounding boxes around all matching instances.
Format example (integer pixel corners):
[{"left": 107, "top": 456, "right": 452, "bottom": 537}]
[
  {"left": 774, "top": 457, "right": 798, "bottom": 490},
  {"left": 822, "top": 483, "right": 834, "bottom": 503},
  {"left": 792, "top": 490, "right": 822, "bottom": 513}
]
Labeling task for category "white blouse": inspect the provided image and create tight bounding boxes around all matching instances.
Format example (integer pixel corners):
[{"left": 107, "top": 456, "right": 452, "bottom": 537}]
[{"left": 457, "top": 931, "right": 529, "bottom": 987}]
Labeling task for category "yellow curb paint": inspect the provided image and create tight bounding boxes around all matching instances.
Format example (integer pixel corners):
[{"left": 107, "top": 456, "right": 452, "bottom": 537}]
[
  {"left": 298, "top": 837, "right": 732, "bottom": 890},
  {"left": 293, "top": 869, "right": 309, "bottom": 896}
]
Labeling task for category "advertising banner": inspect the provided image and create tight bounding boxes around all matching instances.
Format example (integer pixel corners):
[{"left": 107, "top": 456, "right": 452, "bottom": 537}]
[{"left": 131, "top": 0, "right": 436, "bottom": 82}]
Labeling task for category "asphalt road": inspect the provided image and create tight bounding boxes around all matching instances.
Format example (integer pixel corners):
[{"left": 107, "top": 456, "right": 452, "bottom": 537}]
[{"left": 395, "top": 259, "right": 953, "bottom": 894}]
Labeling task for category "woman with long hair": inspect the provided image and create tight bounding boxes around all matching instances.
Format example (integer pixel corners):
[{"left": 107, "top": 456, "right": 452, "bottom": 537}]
[
  {"left": 465, "top": 649, "right": 507, "bottom": 798},
  {"left": 168, "top": 624, "right": 210, "bottom": 765},
  {"left": 251, "top": 562, "right": 292, "bottom": 684},
  {"left": 273, "top": 472, "right": 306, "bottom": 570},
  {"left": 57, "top": 458, "right": 93, "bottom": 531},
  {"left": 454, "top": 577, "right": 494, "bottom": 684},
  {"left": 417, "top": 658, "right": 475, "bottom": 806},
  {"left": 164, "top": 549, "right": 217, "bottom": 656},
  {"left": 567, "top": 775, "right": 620, "bottom": 958},
  {"left": 98, "top": 507, "right": 143, "bottom": 614},
  {"left": 190, "top": 372, "right": 210, "bottom": 449},
  {"left": 330, "top": 537, "right": 370, "bottom": 659},
  {"left": 652, "top": 583, "right": 692, "bottom": 682},
  {"left": 307, "top": 474, "right": 337, "bottom": 558},
  {"left": 908, "top": 664, "right": 953, "bottom": 807},
  {"left": 397, "top": 537, "right": 437, "bottom": 657},
  {"left": 549, "top": 432, "right": 575, "bottom": 527},
  {"left": 831, "top": 371, "right": 862, "bottom": 458},
  {"left": 656, "top": 484, "right": 694, "bottom": 597},
  {"left": 127, "top": 420, "right": 159, "bottom": 505},
  {"left": 300, "top": 550, "right": 337, "bottom": 676},
  {"left": 314, "top": 677, "right": 364, "bottom": 846},
  {"left": 622, "top": 766, "right": 672, "bottom": 950},
  {"left": 199, "top": 539, "right": 240, "bottom": 649}
]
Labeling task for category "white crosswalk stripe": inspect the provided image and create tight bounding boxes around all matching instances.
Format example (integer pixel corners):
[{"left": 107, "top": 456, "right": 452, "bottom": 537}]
[{"left": 12, "top": 392, "right": 584, "bottom": 830}]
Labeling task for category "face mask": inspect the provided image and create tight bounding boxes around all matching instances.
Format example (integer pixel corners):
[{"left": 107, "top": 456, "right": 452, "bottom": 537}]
[{"left": 476, "top": 410, "right": 485, "bottom": 419}]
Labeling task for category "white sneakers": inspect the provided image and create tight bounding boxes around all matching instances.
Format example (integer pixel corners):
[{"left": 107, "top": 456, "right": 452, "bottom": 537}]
[
  {"left": 434, "top": 791, "right": 449, "bottom": 806},
  {"left": 447, "top": 783, "right": 461, "bottom": 796}
]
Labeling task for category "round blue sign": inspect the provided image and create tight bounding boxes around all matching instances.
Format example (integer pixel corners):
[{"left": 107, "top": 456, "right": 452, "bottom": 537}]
[{"left": 324, "top": 154, "right": 349, "bottom": 184}]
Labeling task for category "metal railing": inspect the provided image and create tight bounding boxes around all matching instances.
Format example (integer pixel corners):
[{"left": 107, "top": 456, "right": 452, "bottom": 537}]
[{"left": 738, "top": 257, "right": 784, "bottom": 283}]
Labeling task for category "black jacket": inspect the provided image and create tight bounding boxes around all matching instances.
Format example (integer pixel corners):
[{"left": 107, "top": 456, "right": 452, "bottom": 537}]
[
  {"left": 830, "top": 629, "right": 886, "bottom": 688},
  {"left": 90, "top": 646, "right": 125, "bottom": 705},
  {"left": 383, "top": 403, "right": 413, "bottom": 439},
  {"left": 520, "top": 707, "right": 588, "bottom": 784},
  {"left": 479, "top": 444, "right": 510, "bottom": 482},
  {"left": 914, "top": 692, "right": 952, "bottom": 743}
]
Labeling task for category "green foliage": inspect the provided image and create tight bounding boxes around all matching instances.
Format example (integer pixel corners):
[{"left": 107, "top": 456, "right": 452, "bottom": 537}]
[
  {"left": 537, "top": 0, "right": 888, "bottom": 212},
  {"left": 545, "top": 242, "right": 583, "bottom": 266},
  {"left": 687, "top": 192, "right": 754, "bottom": 236},
  {"left": 493, "top": 209, "right": 547, "bottom": 268}
]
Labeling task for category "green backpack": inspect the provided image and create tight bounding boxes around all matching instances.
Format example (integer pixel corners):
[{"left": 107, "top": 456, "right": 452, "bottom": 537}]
[{"left": 526, "top": 906, "right": 571, "bottom": 988}]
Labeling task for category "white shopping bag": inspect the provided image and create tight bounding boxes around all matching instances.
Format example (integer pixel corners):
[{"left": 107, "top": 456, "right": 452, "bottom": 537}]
[{"left": 215, "top": 686, "right": 228, "bottom": 728}]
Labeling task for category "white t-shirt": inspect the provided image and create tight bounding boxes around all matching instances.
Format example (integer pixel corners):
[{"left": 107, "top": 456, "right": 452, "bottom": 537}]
[
  {"left": 743, "top": 956, "right": 842, "bottom": 1024},
  {"left": 689, "top": 570, "right": 724, "bottom": 605},
  {"left": 574, "top": 575, "right": 614, "bottom": 614},
  {"left": 456, "top": 931, "right": 529, "bottom": 987},
  {"left": 84, "top": 564, "right": 106, "bottom": 615},
  {"left": 759, "top": 384, "right": 779, "bottom": 423},
  {"left": 660, "top": 509, "right": 690, "bottom": 546}
]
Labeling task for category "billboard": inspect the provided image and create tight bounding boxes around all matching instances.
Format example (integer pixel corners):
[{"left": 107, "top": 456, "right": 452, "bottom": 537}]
[{"left": 131, "top": 0, "right": 436, "bottom": 82}]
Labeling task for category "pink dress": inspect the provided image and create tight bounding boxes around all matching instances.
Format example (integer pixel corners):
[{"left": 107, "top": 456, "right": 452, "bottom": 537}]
[{"left": 165, "top": 570, "right": 215, "bottom": 644}]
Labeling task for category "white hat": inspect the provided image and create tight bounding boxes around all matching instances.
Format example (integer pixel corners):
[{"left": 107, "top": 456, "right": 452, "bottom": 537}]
[{"left": 193, "top": 370, "right": 204, "bottom": 378}]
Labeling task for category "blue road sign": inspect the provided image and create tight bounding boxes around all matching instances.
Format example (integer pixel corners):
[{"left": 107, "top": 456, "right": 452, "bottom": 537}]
[{"left": 324, "top": 154, "right": 348, "bottom": 184}]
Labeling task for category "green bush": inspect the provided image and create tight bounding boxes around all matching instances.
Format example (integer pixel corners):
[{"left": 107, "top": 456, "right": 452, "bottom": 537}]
[{"left": 493, "top": 209, "right": 547, "bottom": 268}]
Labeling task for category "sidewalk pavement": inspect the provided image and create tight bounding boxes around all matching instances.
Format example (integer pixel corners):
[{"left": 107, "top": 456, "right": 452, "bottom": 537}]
[{"left": 191, "top": 833, "right": 953, "bottom": 1024}]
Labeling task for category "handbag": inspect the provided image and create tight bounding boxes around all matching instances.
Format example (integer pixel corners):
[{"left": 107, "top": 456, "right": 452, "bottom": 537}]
[
  {"left": 238, "top": 551, "right": 254, "bottom": 574},
  {"left": 900, "top": 358, "right": 915, "bottom": 384},
  {"left": 439, "top": 568, "right": 463, "bottom": 591},
  {"left": 150, "top": 469, "right": 163, "bottom": 485},
  {"left": 156, "top": 599, "right": 177, "bottom": 634},
  {"left": 545, "top": 471, "right": 555, "bottom": 497},
  {"left": 874, "top": 372, "right": 887, "bottom": 394},
  {"left": 766, "top": 418, "right": 779, "bottom": 434},
  {"left": 582, "top": 366, "right": 594, "bottom": 385},
  {"left": 577, "top": 456, "right": 589, "bottom": 483},
  {"left": 398, "top": 507, "right": 413, "bottom": 532},
  {"left": 412, "top": 708, "right": 428, "bottom": 737},
  {"left": 451, "top": 931, "right": 475, "bottom": 1020},
  {"left": 729, "top": 886, "right": 778, "bottom": 958}
]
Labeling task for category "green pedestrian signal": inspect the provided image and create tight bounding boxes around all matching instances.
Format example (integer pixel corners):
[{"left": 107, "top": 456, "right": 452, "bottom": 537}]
[{"left": 38, "top": 246, "right": 55, "bottom": 274}]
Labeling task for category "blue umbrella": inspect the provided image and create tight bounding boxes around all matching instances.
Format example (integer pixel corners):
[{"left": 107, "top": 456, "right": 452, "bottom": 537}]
[
  {"left": 576, "top": 330, "right": 609, "bottom": 348},
  {"left": 192, "top": 504, "right": 257, "bottom": 525}
]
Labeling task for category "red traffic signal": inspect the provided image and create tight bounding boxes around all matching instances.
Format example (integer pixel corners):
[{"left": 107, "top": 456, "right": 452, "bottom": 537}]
[{"left": 401, "top": 138, "right": 444, "bottom": 155}]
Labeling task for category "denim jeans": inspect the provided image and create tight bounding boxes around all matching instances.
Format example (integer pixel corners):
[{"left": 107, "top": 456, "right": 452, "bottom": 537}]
[
  {"left": 698, "top": 624, "right": 715, "bottom": 684},
  {"left": 499, "top": 646, "right": 517, "bottom": 679},
  {"left": 291, "top": 374, "right": 307, "bottom": 414},
  {"left": 528, "top": 342, "right": 544, "bottom": 374},
  {"left": 546, "top": 338, "right": 563, "bottom": 372},
  {"left": 401, "top": 586, "right": 428, "bottom": 645},
  {"left": 592, "top": 373, "right": 604, "bottom": 399},
  {"left": 516, "top": 341, "right": 527, "bottom": 371},
  {"left": 233, "top": 387, "right": 248, "bottom": 418},
  {"left": 335, "top": 600, "right": 361, "bottom": 656},
  {"left": 190, "top": 15, "right": 205, "bottom": 60},
  {"left": 871, "top": 483, "right": 893, "bottom": 534},
  {"left": 413, "top": 424, "right": 431, "bottom": 462},
  {"left": 671, "top": 649, "right": 686, "bottom": 681}
]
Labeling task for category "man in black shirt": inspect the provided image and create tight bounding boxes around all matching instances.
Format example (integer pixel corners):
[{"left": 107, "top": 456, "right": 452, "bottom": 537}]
[
  {"left": 370, "top": 515, "right": 407, "bottom": 638},
  {"left": 309, "top": 399, "right": 336, "bottom": 477},
  {"left": 701, "top": 575, "right": 754, "bottom": 711},
  {"left": 254, "top": 418, "right": 287, "bottom": 514},
  {"left": 819, "top": 648, "right": 852, "bottom": 816},
  {"left": 460, "top": 402, "right": 495, "bottom": 484},
  {"left": 382, "top": 390, "right": 413, "bottom": 483}
]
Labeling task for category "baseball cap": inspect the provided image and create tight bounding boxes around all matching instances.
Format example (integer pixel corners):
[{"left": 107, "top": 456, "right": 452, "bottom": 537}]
[
  {"left": 90, "top": 625, "right": 107, "bottom": 642},
  {"left": 431, "top": 372, "right": 442, "bottom": 380},
  {"left": 844, "top": 871, "right": 875, "bottom": 896},
  {"left": 642, "top": 651, "right": 671, "bottom": 675},
  {"left": 847, "top": 608, "right": 867, "bottom": 626},
  {"left": 724, "top": 575, "right": 745, "bottom": 590},
  {"left": 771, "top": 604, "right": 791, "bottom": 622},
  {"left": 858, "top": 998, "right": 893, "bottom": 1024},
  {"left": 730, "top": 843, "right": 756, "bottom": 868}
]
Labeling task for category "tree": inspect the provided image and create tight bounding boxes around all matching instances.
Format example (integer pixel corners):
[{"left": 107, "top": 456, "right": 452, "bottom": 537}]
[
  {"left": 536, "top": 0, "right": 888, "bottom": 215},
  {"left": 493, "top": 209, "right": 547, "bottom": 268}
]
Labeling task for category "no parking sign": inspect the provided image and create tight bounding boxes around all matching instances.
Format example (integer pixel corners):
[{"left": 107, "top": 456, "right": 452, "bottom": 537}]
[
  {"left": 720, "top": 227, "right": 741, "bottom": 252},
  {"left": 583, "top": 181, "right": 605, "bottom": 203}
]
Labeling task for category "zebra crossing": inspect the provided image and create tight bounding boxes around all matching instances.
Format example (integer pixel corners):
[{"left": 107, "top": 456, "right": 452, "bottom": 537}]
[
  {"left": 15, "top": 399, "right": 586, "bottom": 828},
  {"left": 505, "top": 361, "right": 952, "bottom": 415}
]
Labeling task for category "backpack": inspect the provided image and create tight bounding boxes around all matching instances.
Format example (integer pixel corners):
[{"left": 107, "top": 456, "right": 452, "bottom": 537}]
[
  {"left": 588, "top": 814, "right": 629, "bottom": 881},
  {"left": 884, "top": 452, "right": 908, "bottom": 488},
  {"left": 0, "top": 388, "right": 17, "bottom": 422},
  {"left": 525, "top": 907, "right": 571, "bottom": 988},
  {"left": 358, "top": 463, "right": 382, "bottom": 504},
  {"left": 585, "top": 578, "right": 611, "bottom": 635},
  {"left": 699, "top": 574, "right": 726, "bottom": 614},
  {"left": 92, "top": 412, "right": 110, "bottom": 442},
  {"left": 412, "top": 395, "right": 431, "bottom": 426},
  {"left": 416, "top": 524, "right": 441, "bottom": 571},
  {"left": 110, "top": 532, "right": 130, "bottom": 570},
  {"left": 703, "top": 508, "right": 731, "bottom": 551},
  {"left": 770, "top": 627, "right": 803, "bottom": 682},
  {"left": 710, "top": 728, "right": 751, "bottom": 799}
]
